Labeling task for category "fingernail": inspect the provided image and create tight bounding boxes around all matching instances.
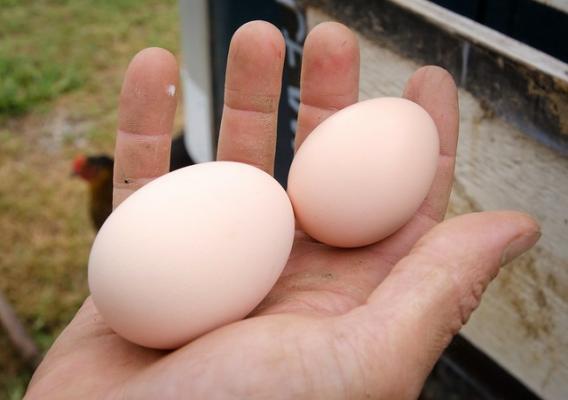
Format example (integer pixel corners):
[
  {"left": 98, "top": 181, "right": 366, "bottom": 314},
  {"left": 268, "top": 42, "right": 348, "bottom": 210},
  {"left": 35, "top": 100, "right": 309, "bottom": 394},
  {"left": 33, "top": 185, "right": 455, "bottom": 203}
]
[{"left": 501, "top": 231, "right": 541, "bottom": 265}]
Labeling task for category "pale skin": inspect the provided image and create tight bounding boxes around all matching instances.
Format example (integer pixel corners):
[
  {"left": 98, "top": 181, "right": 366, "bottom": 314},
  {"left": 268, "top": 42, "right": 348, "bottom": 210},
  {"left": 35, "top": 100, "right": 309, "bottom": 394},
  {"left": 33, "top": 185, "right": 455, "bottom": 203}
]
[{"left": 26, "top": 22, "right": 540, "bottom": 399}]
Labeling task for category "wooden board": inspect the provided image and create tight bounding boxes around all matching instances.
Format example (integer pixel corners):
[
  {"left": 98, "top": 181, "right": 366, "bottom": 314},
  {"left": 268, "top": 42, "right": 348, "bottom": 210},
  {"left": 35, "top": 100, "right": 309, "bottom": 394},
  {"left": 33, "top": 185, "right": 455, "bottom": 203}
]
[
  {"left": 308, "top": 7, "right": 568, "bottom": 400},
  {"left": 303, "top": 0, "right": 568, "bottom": 155}
]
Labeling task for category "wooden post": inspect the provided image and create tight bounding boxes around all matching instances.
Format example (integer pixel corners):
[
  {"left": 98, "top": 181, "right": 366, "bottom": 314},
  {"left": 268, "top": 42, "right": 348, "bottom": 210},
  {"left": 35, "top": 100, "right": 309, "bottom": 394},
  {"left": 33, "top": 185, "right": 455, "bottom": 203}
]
[{"left": 0, "top": 290, "right": 40, "bottom": 367}]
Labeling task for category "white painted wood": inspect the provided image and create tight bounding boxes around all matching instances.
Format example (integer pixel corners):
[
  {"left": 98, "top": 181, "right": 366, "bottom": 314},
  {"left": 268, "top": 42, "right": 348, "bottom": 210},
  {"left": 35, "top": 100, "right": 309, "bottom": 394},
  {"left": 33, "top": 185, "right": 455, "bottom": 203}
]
[
  {"left": 388, "top": 0, "right": 568, "bottom": 80},
  {"left": 309, "top": 8, "right": 568, "bottom": 400},
  {"left": 533, "top": 0, "right": 568, "bottom": 14},
  {"left": 179, "top": 0, "right": 215, "bottom": 162}
]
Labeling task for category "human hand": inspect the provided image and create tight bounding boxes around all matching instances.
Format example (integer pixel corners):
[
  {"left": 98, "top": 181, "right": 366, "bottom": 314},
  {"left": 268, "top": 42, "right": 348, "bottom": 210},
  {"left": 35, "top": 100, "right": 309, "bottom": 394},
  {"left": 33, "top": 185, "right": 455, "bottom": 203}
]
[{"left": 26, "top": 21, "right": 540, "bottom": 399}]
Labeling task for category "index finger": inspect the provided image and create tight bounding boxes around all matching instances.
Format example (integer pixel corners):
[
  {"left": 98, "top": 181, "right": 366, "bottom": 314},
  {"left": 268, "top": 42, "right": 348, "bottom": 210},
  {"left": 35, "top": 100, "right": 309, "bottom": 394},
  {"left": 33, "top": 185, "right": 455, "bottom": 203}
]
[{"left": 113, "top": 47, "right": 179, "bottom": 209}]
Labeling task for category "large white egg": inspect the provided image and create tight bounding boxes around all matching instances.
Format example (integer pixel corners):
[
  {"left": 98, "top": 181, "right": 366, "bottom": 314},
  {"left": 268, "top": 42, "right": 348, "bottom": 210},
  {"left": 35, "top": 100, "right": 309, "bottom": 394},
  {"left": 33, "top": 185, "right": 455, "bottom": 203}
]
[
  {"left": 89, "top": 161, "right": 295, "bottom": 349},
  {"left": 288, "top": 97, "right": 439, "bottom": 248}
]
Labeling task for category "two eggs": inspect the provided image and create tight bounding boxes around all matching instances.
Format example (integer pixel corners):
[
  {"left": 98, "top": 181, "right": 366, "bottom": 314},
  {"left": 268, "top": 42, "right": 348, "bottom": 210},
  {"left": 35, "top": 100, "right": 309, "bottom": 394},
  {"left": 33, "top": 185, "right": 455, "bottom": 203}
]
[{"left": 89, "top": 97, "right": 439, "bottom": 349}]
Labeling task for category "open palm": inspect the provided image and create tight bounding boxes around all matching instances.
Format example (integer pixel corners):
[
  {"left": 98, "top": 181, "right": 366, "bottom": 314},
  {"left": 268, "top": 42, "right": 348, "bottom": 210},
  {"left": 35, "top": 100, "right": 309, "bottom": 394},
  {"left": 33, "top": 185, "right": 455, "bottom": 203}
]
[{"left": 26, "top": 22, "right": 538, "bottom": 400}]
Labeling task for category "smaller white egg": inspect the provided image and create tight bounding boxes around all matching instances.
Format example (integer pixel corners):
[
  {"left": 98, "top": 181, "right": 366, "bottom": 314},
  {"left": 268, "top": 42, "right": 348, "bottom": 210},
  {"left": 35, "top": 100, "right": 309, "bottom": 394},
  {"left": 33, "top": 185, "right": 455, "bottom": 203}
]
[{"left": 288, "top": 97, "right": 439, "bottom": 248}]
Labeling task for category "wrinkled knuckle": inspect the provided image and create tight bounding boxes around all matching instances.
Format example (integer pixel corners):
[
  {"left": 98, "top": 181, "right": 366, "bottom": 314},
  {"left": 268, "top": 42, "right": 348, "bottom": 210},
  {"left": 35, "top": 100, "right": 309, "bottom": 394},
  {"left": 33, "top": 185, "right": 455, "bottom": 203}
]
[
  {"left": 224, "top": 92, "right": 279, "bottom": 114},
  {"left": 459, "top": 279, "right": 487, "bottom": 326},
  {"left": 410, "top": 249, "right": 465, "bottom": 332},
  {"left": 415, "top": 253, "right": 487, "bottom": 333}
]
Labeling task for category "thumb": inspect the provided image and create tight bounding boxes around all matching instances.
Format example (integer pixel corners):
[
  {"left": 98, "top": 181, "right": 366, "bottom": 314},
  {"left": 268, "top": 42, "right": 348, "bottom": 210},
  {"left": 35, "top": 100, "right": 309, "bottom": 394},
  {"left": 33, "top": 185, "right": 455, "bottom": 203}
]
[{"left": 337, "top": 211, "right": 540, "bottom": 398}]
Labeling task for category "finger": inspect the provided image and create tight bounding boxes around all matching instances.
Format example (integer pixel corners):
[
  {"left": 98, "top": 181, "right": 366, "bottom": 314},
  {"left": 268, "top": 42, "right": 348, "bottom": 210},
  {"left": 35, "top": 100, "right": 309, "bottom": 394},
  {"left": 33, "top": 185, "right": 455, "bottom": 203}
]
[
  {"left": 294, "top": 22, "right": 359, "bottom": 151},
  {"left": 113, "top": 47, "right": 179, "bottom": 208},
  {"left": 403, "top": 65, "right": 459, "bottom": 221},
  {"left": 371, "top": 66, "right": 459, "bottom": 264},
  {"left": 216, "top": 21, "right": 284, "bottom": 175},
  {"left": 338, "top": 211, "right": 540, "bottom": 398}
]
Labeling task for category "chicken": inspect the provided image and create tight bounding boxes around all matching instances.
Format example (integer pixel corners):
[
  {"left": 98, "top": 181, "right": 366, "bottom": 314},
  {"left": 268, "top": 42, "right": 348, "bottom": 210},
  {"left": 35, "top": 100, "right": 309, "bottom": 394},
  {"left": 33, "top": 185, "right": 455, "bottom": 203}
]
[
  {"left": 73, "top": 133, "right": 195, "bottom": 230},
  {"left": 72, "top": 154, "right": 114, "bottom": 231}
]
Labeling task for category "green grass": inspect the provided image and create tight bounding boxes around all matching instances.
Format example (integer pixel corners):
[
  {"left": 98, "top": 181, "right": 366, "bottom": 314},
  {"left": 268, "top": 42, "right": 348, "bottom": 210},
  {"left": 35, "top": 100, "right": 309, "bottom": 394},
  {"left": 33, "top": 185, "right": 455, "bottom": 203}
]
[
  {"left": 0, "top": 0, "right": 179, "bottom": 118},
  {"left": 0, "top": 1, "right": 180, "bottom": 397},
  {"left": 0, "top": 56, "right": 81, "bottom": 115}
]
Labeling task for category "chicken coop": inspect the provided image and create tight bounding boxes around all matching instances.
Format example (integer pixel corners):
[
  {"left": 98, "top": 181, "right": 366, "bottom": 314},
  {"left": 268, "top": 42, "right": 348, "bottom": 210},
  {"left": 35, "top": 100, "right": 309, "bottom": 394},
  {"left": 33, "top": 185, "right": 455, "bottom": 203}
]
[{"left": 179, "top": 0, "right": 568, "bottom": 398}]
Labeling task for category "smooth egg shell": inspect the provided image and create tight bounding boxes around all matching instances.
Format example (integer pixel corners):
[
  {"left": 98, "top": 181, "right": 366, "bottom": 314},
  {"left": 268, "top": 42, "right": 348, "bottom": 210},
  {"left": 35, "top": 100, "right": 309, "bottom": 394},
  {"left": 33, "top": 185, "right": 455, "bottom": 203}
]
[
  {"left": 288, "top": 97, "right": 439, "bottom": 248},
  {"left": 88, "top": 161, "right": 295, "bottom": 349}
]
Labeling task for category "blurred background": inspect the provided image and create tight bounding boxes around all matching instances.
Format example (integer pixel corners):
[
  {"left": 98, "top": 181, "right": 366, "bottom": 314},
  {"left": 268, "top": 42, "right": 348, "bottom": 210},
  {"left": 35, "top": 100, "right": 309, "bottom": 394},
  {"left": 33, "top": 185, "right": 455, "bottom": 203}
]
[
  {"left": 0, "top": 1, "right": 181, "bottom": 397},
  {"left": 1, "top": 0, "right": 567, "bottom": 399}
]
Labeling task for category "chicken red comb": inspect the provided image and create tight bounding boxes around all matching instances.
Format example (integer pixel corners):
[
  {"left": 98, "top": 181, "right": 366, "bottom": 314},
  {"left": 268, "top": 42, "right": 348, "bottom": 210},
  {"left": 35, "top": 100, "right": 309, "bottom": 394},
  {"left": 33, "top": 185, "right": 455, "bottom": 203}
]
[{"left": 72, "top": 154, "right": 87, "bottom": 174}]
